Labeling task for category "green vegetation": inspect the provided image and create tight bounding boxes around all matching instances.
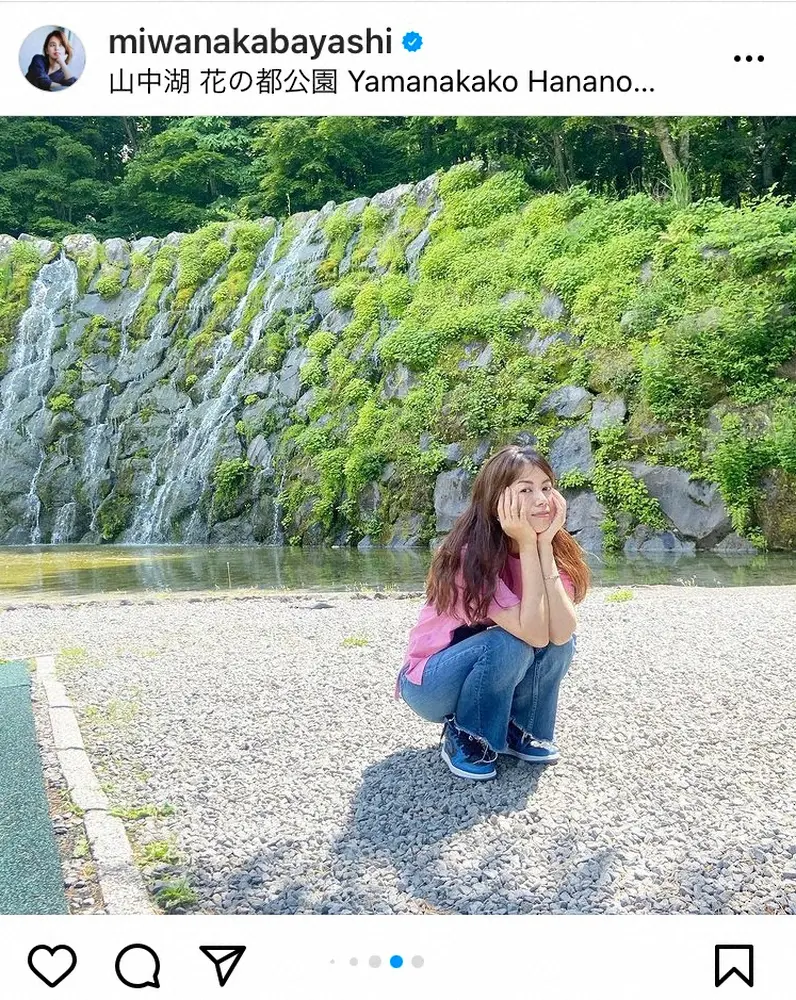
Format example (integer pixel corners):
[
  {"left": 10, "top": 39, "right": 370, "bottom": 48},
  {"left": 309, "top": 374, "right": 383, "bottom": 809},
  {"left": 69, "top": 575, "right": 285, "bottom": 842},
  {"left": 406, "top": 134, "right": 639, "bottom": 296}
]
[
  {"left": 341, "top": 635, "right": 369, "bottom": 647},
  {"left": 4, "top": 119, "right": 796, "bottom": 551},
  {"left": 96, "top": 264, "right": 123, "bottom": 299},
  {"left": 155, "top": 878, "right": 198, "bottom": 911},
  {"left": 211, "top": 458, "right": 251, "bottom": 520},
  {"left": 47, "top": 393, "right": 74, "bottom": 414},
  {"left": 605, "top": 588, "right": 634, "bottom": 603},
  {"left": 136, "top": 840, "right": 181, "bottom": 867},
  {"left": 109, "top": 803, "right": 176, "bottom": 820},
  {"left": 0, "top": 241, "right": 42, "bottom": 346}
]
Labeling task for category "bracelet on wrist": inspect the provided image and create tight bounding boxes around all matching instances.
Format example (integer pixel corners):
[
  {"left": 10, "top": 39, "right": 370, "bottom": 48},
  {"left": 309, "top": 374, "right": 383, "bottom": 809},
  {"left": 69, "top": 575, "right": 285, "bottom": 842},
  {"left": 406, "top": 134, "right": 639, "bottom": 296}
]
[{"left": 543, "top": 572, "right": 560, "bottom": 581}]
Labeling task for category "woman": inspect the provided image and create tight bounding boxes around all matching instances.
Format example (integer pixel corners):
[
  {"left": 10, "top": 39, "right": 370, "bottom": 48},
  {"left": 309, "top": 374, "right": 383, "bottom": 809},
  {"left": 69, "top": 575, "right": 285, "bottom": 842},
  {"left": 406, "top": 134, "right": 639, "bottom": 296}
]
[
  {"left": 397, "top": 444, "right": 591, "bottom": 780},
  {"left": 26, "top": 30, "right": 78, "bottom": 91}
]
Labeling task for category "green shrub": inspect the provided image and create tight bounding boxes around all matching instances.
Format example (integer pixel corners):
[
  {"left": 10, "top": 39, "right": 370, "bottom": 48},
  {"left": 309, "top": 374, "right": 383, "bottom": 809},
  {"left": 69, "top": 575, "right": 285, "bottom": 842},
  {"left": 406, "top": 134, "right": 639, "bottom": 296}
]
[
  {"left": 48, "top": 393, "right": 74, "bottom": 414},
  {"left": 0, "top": 242, "right": 44, "bottom": 345},
  {"left": 211, "top": 458, "right": 251, "bottom": 520},
  {"left": 96, "top": 267, "right": 123, "bottom": 299}
]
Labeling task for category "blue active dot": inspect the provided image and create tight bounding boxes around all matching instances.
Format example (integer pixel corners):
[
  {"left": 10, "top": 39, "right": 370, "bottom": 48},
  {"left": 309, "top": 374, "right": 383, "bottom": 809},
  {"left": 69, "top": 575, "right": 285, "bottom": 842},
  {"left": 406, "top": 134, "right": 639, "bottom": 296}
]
[
  {"left": 402, "top": 32, "right": 423, "bottom": 52},
  {"left": 390, "top": 955, "right": 404, "bottom": 968}
]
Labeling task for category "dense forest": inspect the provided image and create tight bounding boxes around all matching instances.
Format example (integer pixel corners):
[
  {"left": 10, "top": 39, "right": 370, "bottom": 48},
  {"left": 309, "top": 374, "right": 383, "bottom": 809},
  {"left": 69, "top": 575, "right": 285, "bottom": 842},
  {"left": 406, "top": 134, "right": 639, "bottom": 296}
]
[{"left": 2, "top": 116, "right": 796, "bottom": 239}]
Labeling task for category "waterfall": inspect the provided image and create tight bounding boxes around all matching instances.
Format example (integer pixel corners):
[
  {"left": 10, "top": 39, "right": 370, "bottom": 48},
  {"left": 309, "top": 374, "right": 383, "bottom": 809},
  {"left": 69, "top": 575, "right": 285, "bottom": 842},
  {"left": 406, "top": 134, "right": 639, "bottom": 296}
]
[
  {"left": 0, "top": 254, "right": 78, "bottom": 448},
  {"left": 52, "top": 501, "right": 78, "bottom": 544},
  {"left": 23, "top": 455, "right": 46, "bottom": 543},
  {"left": 270, "top": 469, "right": 287, "bottom": 546},
  {"left": 127, "top": 214, "right": 322, "bottom": 544}
]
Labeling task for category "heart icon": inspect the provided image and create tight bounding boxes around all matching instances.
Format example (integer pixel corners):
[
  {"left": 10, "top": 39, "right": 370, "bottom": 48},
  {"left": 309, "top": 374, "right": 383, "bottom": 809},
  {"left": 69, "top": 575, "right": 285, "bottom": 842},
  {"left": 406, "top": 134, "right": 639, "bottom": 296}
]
[{"left": 27, "top": 945, "right": 77, "bottom": 988}]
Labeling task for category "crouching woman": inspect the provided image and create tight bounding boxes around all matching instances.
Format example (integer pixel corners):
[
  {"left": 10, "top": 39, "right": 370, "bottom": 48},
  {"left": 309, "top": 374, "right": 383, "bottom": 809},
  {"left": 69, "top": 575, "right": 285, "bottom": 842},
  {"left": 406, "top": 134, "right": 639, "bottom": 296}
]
[{"left": 397, "top": 444, "right": 590, "bottom": 780}]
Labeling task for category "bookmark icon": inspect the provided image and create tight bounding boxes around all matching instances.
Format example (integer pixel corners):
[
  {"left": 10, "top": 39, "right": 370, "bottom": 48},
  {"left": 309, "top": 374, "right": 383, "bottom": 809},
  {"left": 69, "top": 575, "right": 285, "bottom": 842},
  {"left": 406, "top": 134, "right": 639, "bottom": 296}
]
[{"left": 199, "top": 946, "right": 246, "bottom": 988}]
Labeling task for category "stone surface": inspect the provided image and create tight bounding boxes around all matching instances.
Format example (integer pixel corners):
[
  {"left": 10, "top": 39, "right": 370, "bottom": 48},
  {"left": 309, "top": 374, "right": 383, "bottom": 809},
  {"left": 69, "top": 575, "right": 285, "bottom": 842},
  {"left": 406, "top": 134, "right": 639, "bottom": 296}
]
[
  {"left": 434, "top": 468, "right": 473, "bottom": 533},
  {"left": 383, "top": 365, "right": 416, "bottom": 401},
  {"left": 247, "top": 435, "right": 273, "bottom": 470},
  {"left": 548, "top": 426, "right": 594, "bottom": 478},
  {"left": 590, "top": 395, "right": 627, "bottom": 430},
  {"left": 755, "top": 467, "right": 796, "bottom": 550},
  {"left": 524, "top": 329, "right": 574, "bottom": 355},
  {"left": 624, "top": 526, "right": 696, "bottom": 555},
  {"left": 713, "top": 533, "right": 760, "bottom": 555},
  {"left": 540, "top": 291, "right": 566, "bottom": 320},
  {"left": 539, "top": 385, "right": 593, "bottom": 418},
  {"left": 276, "top": 347, "right": 309, "bottom": 402},
  {"left": 385, "top": 513, "right": 425, "bottom": 548},
  {"left": 564, "top": 490, "right": 605, "bottom": 553},
  {"left": 624, "top": 463, "right": 732, "bottom": 548}
]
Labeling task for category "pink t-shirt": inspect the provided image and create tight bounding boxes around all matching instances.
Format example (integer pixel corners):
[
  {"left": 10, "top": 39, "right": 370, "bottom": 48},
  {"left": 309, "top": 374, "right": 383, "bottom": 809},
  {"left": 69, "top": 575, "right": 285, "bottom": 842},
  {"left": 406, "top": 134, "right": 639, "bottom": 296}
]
[{"left": 399, "top": 554, "right": 575, "bottom": 692}]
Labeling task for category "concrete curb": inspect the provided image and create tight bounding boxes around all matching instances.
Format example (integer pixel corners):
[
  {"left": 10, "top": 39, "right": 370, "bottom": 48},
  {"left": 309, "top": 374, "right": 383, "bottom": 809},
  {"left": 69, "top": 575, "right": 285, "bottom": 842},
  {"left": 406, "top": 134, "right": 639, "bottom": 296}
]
[{"left": 35, "top": 654, "right": 152, "bottom": 915}]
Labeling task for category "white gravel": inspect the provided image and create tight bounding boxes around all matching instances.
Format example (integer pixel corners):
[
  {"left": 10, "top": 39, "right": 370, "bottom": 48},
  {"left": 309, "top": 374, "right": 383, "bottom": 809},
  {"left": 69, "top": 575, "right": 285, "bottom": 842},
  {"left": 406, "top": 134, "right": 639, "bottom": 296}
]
[{"left": 2, "top": 585, "right": 795, "bottom": 915}]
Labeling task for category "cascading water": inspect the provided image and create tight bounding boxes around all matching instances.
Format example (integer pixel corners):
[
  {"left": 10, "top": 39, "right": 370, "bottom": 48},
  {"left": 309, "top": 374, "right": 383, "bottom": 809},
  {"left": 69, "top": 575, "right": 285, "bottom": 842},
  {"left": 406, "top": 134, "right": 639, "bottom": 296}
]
[
  {"left": 0, "top": 183, "right": 417, "bottom": 546},
  {"left": 0, "top": 253, "right": 78, "bottom": 446},
  {"left": 127, "top": 214, "right": 324, "bottom": 544},
  {"left": 51, "top": 500, "right": 78, "bottom": 544}
]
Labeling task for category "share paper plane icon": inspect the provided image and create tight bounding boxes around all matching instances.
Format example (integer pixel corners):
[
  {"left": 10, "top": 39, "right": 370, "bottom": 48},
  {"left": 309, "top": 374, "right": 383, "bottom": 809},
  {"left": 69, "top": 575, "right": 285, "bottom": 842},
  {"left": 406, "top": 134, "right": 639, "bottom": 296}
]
[{"left": 199, "top": 946, "right": 246, "bottom": 987}]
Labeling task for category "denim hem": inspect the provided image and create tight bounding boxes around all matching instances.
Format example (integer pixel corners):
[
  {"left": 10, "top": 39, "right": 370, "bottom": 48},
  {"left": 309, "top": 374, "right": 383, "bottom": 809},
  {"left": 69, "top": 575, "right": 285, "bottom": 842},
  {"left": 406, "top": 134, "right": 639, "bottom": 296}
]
[
  {"left": 509, "top": 718, "right": 557, "bottom": 752},
  {"left": 448, "top": 715, "right": 502, "bottom": 757}
]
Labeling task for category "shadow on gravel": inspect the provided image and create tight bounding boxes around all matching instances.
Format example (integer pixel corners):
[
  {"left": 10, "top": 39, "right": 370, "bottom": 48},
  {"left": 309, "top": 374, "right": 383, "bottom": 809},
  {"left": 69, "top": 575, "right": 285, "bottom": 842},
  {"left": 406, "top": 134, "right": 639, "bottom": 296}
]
[
  {"left": 207, "top": 748, "right": 620, "bottom": 914},
  {"left": 327, "top": 747, "right": 619, "bottom": 914}
]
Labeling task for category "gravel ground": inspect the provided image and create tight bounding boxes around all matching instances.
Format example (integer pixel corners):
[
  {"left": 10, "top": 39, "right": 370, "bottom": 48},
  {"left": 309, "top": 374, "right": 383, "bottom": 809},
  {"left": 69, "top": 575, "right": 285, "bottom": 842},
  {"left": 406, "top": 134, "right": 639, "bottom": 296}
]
[{"left": 2, "top": 585, "right": 796, "bottom": 915}]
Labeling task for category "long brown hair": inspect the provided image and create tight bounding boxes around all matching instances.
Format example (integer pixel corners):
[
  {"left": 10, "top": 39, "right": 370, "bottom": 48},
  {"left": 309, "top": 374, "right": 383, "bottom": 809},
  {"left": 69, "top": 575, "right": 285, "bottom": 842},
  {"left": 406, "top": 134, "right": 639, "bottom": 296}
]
[
  {"left": 427, "top": 445, "right": 591, "bottom": 622},
  {"left": 43, "top": 30, "right": 73, "bottom": 64}
]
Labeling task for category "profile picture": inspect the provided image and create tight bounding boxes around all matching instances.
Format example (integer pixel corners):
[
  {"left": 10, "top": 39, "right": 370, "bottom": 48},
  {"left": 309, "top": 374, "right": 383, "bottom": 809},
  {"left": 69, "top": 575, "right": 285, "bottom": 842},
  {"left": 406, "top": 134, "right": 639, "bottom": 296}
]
[{"left": 19, "top": 25, "right": 85, "bottom": 92}]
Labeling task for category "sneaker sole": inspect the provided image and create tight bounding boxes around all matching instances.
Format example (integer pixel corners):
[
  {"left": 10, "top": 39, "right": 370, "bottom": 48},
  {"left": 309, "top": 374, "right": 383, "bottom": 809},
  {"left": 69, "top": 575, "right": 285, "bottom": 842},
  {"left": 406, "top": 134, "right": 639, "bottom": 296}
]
[
  {"left": 503, "top": 748, "right": 560, "bottom": 765},
  {"left": 441, "top": 746, "right": 496, "bottom": 781}
]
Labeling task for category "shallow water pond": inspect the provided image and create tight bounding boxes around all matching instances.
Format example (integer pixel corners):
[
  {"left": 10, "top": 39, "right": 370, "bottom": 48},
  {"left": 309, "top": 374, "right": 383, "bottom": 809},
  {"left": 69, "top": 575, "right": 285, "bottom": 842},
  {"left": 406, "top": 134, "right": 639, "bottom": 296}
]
[{"left": 2, "top": 545, "right": 796, "bottom": 600}]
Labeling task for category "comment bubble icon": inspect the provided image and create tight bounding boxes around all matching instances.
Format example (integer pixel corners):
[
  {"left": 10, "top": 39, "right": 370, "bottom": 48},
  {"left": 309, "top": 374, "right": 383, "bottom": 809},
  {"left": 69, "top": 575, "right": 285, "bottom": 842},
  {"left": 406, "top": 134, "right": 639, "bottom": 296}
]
[{"left": 115, "top": 944, "right": 161, "bottom": 989}]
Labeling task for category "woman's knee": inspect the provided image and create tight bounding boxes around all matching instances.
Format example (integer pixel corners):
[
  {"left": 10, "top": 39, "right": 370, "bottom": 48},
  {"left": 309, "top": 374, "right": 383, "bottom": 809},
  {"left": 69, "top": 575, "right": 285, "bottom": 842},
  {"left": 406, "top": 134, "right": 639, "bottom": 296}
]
[
  {"left": 489, "top": 627, "right": 535, "bottom": 658},
  {"left": 543, "top": 634, "right": 576, "bottom": 671}
]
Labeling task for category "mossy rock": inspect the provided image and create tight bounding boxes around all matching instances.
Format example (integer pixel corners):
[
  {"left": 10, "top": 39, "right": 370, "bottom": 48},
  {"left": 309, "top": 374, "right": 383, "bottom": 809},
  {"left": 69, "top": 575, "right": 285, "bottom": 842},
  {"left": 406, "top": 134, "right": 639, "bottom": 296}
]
[{"left": 755, "top": 467, "right": 796, "bottom": 549}]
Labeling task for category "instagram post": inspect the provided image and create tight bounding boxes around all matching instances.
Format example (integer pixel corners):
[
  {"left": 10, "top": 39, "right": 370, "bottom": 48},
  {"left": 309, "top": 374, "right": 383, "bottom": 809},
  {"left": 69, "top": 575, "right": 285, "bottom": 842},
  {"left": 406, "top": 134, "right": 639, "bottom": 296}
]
[{"left": 0, "top": 2, "right": 795, "bottom": 996}]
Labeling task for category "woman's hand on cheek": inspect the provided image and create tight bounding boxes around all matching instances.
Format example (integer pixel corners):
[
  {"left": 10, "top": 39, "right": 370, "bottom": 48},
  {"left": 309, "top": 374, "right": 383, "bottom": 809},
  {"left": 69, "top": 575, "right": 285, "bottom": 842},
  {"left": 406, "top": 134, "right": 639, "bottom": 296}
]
[
  {"left": 535, "top": 489, "right": 567, "bottom": 543},
  {"left": 497, "top": 486, "right": 538, "bottom": 546}
]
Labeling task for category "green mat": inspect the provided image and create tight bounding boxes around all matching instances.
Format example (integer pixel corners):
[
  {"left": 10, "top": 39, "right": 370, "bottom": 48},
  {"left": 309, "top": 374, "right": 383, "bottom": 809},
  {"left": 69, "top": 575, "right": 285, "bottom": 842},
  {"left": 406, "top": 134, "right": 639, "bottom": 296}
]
[{"left": 0, "top": 661, "right": 67, "bottom": 914}]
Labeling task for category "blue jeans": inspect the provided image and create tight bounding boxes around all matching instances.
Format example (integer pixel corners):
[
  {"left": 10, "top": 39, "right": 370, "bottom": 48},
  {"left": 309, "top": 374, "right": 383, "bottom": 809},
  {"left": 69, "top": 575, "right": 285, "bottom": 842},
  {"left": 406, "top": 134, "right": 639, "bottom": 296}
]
[{"left": 399, "top": 628, "right": 576, "bottom": 753}]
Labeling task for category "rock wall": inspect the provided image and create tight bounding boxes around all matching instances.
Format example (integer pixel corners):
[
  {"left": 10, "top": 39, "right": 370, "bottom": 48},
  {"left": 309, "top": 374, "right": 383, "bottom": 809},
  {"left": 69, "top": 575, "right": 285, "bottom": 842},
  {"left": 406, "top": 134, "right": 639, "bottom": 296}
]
[{"left": 0, "top": 165, "right": 788, "bottom": 553}]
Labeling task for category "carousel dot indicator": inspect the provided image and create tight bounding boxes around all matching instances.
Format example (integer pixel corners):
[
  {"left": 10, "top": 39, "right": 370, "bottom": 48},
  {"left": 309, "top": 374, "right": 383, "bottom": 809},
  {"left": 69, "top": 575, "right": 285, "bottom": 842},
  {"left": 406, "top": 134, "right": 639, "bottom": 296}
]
[
  {"left": 369, "top": 956, "right": 382, "bottom": 968},
  {"left": 390, "top": 955, "right": 403, "bottom": 968},
  {"left": 412, "top": 955, "right": 425, "bottom": 968},
  {"left": 349, "top": 958, "right": 358, "bottom": 966}
]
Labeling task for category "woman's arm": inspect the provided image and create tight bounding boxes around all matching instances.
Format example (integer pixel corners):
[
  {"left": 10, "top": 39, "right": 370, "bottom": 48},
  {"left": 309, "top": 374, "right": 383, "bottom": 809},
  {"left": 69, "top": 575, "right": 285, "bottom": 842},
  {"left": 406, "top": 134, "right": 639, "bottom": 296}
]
[
  {"left": 26, "top": 55, "right": 54, "bottom": 91},
  {"left": 489, "top": 488, "right": 549, "bottom": 647},
  {"left": 535, "top": 490, "right": 577, "bottom": 644},
  {"left": 537, "top": 539, "right": 577, "bottom": 644}
]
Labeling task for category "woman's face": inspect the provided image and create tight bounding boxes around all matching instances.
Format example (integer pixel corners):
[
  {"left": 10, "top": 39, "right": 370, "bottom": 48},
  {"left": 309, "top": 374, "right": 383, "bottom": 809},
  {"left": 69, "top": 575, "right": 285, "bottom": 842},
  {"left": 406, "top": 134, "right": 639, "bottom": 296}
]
[
  {"left": 510, "top": 463, "right": 555, "bottom": 527},
  {"left": 47, "top": 37, "right": 65, "bottom": 60}
]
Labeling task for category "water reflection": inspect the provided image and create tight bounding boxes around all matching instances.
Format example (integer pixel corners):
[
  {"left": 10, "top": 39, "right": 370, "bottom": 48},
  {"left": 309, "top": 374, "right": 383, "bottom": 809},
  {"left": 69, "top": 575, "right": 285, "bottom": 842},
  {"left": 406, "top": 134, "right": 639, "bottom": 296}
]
[{"left": 1, "top": 545, "right": 795, "bottom": 600}]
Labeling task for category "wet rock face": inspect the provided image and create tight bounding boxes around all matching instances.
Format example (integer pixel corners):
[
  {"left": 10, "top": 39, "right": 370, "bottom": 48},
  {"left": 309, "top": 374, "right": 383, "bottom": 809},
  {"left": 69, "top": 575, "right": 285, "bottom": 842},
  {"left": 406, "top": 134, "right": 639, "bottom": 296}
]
[{"left": 0, "top": 171, "right": 782, "bottom": 554}]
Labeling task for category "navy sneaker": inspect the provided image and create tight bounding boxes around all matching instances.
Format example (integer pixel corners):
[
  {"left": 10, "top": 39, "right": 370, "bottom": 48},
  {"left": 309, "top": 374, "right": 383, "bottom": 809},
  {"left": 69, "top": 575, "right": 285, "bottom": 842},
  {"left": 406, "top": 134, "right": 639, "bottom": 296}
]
[
  {"left": 440, "top": 721, "right": 497, "bottom": 781},
  {"left": 503, "top": 721, "right": 560, "bottom": 765}
]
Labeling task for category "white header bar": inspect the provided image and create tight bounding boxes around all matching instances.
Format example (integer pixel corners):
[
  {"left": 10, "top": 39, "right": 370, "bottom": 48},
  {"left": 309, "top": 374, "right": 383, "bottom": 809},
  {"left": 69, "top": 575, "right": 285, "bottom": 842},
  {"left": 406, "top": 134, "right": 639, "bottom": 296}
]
[{"left": 2, "top": 2, "right": 792, "bottom": 114}]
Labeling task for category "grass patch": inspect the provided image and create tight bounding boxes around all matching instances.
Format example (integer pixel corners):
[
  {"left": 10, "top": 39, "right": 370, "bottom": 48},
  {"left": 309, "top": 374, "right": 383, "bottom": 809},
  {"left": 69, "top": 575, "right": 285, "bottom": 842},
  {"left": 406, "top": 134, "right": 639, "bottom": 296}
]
[
  {"left": 605, "top": 588, "right": 634, "bottom": 603},
  {"left": 341, "top": 635, "right": 369, "bottom": 647},
  {"left": 136, "top": 840, "right": 181, "bottom": 867},
  {"left": 155, "top": 878, "right": 198, "bottom": 911},
  {"left": 110, "top": 803, "right": 176, "bottom": 821}
]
